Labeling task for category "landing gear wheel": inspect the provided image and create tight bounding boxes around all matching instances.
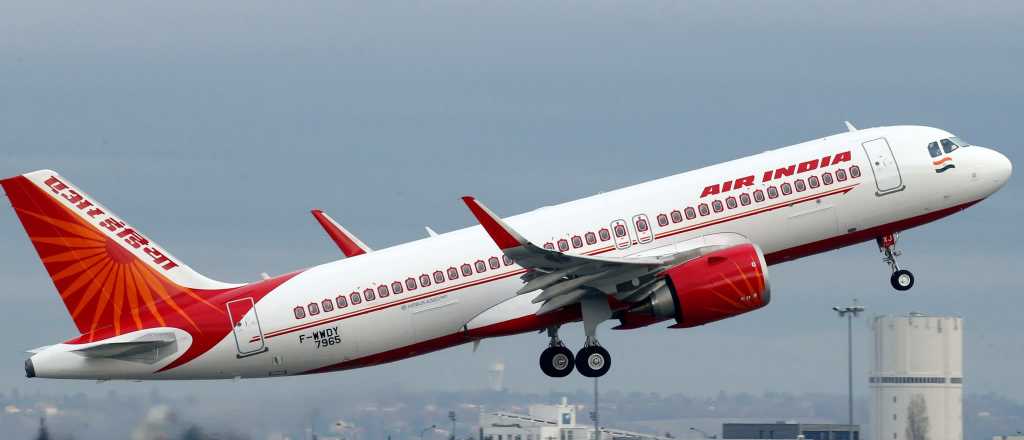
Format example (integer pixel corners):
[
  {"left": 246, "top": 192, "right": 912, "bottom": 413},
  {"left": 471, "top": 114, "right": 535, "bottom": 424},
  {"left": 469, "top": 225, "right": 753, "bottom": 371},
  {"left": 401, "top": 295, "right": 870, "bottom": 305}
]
[
  {"left": 540, "top": 346, "right": 575, "bottom": 377},
  {"left": 575, "top": 345, "right": 611, "bottom": 378},
  {"left": 891, "top": 269, "right": 914, "bottom": 291},
  {"left": 878, "top": 233, "right": 914, "bottom": 292}
]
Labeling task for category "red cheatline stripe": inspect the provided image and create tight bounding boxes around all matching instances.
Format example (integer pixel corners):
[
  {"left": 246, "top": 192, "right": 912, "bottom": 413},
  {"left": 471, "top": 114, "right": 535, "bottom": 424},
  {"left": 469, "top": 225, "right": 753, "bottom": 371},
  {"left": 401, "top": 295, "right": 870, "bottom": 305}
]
[
  {"left": 258, "top": 183, "right": 859, "bottom": 340},
  {"left": 655, "top": 183, "right": 858, "bottom": 241},
  {"left": 933, "top": 157, "right": 952, "bottom": 166}
]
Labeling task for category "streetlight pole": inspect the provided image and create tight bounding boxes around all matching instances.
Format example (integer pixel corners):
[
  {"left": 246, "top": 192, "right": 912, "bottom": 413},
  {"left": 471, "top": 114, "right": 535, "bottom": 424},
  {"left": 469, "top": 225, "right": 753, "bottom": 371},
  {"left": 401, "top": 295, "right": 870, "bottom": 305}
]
[
  {"left": 591, "top": 377, "right": 600, "bottom": 440},
  {"left": 832, "top": 300, "right": 865, "bottom": 429}
]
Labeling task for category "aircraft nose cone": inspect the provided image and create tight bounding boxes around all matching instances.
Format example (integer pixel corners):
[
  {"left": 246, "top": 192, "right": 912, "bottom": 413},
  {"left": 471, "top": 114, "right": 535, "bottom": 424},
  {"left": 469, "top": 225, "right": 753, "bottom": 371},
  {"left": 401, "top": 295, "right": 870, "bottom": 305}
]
[{"left": 992, "top": 149, "right": 1012, "bottom": 186}]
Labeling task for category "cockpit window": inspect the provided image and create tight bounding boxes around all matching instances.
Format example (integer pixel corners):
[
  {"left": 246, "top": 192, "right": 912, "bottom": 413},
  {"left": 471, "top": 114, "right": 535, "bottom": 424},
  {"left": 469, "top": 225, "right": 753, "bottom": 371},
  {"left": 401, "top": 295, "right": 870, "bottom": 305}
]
[
  {"left": 940, "top": 138, "right": 958, "bottom": 154},
  {"left": 927, "top": 142, "right": 941, "bottom": 158},
  {"left": 950, "top": 136, "right": 970, "bottom": 147}
]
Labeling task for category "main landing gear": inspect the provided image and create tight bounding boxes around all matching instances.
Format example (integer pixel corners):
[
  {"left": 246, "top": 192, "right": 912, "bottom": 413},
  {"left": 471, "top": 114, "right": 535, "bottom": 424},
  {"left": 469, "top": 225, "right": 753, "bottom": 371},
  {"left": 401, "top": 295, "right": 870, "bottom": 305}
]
[
  {"left": 538, "top": 294, "right": 614, "bottom": 378},
  {"left": 575, "top": 340, "right": 611, "bottom": 378},
  {"left": 878, "top": 232, "right": 914, "bottom": 291},
  {"left": 538, "top": 327, "right": 613, "bottom": 378},
  {"left": 539, "top": 327, "right": 574, "bottom": 378}
]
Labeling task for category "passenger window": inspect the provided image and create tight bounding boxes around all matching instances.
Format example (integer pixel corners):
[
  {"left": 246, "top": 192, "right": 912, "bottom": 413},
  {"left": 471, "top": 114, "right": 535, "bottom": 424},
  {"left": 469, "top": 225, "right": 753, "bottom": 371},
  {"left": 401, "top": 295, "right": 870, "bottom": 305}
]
[
  {"left": 461, "top": 264, "right": 473, "bottom": 276},
  {"left": 739, "top": 193, "right": 751, "bottom": 206},
  {"left": 822, "top": 172, "right": 834, "bottom": 185},
  {"left": 940, "top": 138, "right": 958, "bottom": 154},
  {"left": 475, "top": 260, "right": 487, "bottom": 273},
  {"left": 635, "top": 217, "right": 649, "bottom": 232},
  {"left": 808, "top": 175, "right": 820, "bottom": 188},
  {"left": 419, "top": 274, "right": 431, "bottom": 287},
  {"left": 433, "top": 270, "right": 445, "bottom": 284},
  {"left": 308, "top": 302, "right": 320, "bottom": 315},
  {"left": 657, "top": 214, "right": 669, "bottom": 227},
  {"left": 364, "top": 288, "right": 375, "bottom": 301},
  {"left": 322, "top": 299, "right": 334, "bottom": 312},
  {"left": 390, "top": 281, "right": 403, "bottom": 295},
  {"left": 671, "top": 210, "right": 683, "bottom": 223},
  {"left": 503, "top": 255, "right": 514, "bottom": 266},
  {"left": 378, "top": 285, "right": 390, "bottom": 298},
  {"left": 571, "top": 235, "right": 584, "bottom": 248},
  {"left": 850, "top": 165, "right": 862, "bottom": 178},
  {"left": 698, "top": 204, "right": 710, "bottom": 216},
  {"left": 726, "top": 197, "right": 738, "bottom": 209},
  {"left": 614, "top": 224, "right": 627, "bottom": 237},
  {"left": 543, "top": 242, "right": 555, "bottom": 250},
  {"left": 767, "top": 186, "right": 779, "bottom": 199},
  {"left": 928, "top": 142, "right": 942, "bottom": 158},
  {"left": 684, "top": 207, "right": 696, "bottom": 220},
  {"left": 447, "top": 267, "right": 459, "bottom": 280},
  {"left": 336, "top": 295, "right": 349, "bottom": 308},
  {"left": 585, "top": 232, "right": 597, "bottom": 245},
  {"left": 294, "top": 306, "right": 306, "bottom": 319},
  {"left": 350, "top": 291, "right": 362, "bottom": 304},
  {"left": 488, "top": 257, "right": 500, "bottom": 269},
  {"left": 599, "top": 228, "right": 611, "bottom": 241},
  {"left": 753, "top": 189, "right": 765, "bottom": 202},
  {"left": 557, "top": 239, "right": 569, "bottom": 251},
  {"left": 405, "top": 277, "right": 417, "bottom": 291},
  {"left": 836, "top": 169, "right": 848, "bottom": 181},
  {"left": 781, "top": 183, "right": 792, "bottom": 195},
  {"left": 795, "top": 179, "right": 806, "bottom": 192}
]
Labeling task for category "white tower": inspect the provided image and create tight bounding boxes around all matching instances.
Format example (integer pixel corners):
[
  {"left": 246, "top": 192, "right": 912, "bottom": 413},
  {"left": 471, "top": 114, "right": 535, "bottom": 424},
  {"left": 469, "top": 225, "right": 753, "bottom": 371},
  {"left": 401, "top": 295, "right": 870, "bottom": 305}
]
[
  {"left": 871, "top": 314, "right": 963, "bottom": 440},
  {"left": 488, "top": 361, "right": 505, "bottom": 392}
]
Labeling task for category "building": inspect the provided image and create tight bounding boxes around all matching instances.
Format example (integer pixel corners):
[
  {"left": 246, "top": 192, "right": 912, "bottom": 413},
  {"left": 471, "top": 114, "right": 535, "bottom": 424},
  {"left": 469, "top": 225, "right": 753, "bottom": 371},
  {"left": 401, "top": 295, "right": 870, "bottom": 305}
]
[
  {"left": 870, "top": 314, "right": 963, "bottom": 440},
  {"left": 480, "top": 397, "right": 669, "bottom": 440},
  {"left": 993, "top": 437, "right": 1024, "bottom": 440},
  {"left": 721, "top": 422, "right": 859, "bottom": 440}
]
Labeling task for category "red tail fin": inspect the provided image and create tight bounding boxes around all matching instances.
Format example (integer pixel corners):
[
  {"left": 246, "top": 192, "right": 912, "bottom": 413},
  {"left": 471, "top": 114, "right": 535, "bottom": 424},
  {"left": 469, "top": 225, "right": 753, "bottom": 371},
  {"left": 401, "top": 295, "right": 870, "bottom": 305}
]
[{"left": 1, "top": 170, "right": 240, "bottom": 339}]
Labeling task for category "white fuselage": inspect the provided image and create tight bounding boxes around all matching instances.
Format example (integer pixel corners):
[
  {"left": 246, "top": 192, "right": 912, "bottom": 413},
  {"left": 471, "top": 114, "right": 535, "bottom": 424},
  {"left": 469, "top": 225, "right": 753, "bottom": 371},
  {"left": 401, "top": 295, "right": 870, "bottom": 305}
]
[{"left": 28, "top": 125, "right": 1012, "bottom": 380}]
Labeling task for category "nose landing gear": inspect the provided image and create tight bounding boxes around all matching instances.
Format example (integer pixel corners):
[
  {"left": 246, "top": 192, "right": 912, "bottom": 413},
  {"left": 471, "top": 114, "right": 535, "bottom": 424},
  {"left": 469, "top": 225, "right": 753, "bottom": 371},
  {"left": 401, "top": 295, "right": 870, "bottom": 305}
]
[{"left": 878, "top": 232, "right": 914, "bottom": 291}]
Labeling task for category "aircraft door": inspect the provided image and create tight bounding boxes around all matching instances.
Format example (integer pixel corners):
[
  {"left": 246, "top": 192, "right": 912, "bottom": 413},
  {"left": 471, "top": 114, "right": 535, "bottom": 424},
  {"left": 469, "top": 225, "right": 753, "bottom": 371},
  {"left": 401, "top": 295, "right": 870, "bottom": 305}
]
[
  {"left": 226, "top": 297, "right": 268, "bottom": 357},
  {"left": 861, "top": 138, "right": 905, "bottom": 195},
  {"left": 610, "top": 219, "right": 631, "bottom": 249},
  {"left": 632, "top": 214, "right": 654, "bottom": 244}
]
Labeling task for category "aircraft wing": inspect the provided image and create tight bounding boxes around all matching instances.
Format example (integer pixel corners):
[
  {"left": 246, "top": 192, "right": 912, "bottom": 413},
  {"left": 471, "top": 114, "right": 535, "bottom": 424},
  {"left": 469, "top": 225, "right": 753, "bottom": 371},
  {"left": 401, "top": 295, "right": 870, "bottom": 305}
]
[{"left": 461, "top": 197, "right": 748, "bottom": 314}]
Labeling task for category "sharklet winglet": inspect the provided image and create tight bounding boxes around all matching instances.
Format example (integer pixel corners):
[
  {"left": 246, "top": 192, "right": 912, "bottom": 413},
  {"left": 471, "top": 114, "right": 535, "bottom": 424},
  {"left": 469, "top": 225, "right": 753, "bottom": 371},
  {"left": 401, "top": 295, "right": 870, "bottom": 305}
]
[
  {"left": 460, "top": 197, "right": 527, "bottom": 250},
  {"left": 310, "top": 209, "right": 372, "bottom": 257}
]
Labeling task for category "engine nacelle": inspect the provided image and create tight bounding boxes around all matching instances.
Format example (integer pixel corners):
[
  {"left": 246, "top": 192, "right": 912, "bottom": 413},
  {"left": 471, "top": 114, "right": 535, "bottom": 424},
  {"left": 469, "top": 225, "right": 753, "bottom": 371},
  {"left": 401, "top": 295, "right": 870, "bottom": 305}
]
[{"left": 632, "top": 243, "right": 771, "bottom": 328}]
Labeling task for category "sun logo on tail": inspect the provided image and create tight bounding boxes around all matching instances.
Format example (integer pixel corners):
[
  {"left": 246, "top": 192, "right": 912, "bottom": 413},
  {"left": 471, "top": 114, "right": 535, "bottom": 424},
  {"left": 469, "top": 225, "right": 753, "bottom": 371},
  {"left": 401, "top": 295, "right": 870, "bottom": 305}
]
[{"left": 2, "top": 174, "right": 223, "bottom": 341}]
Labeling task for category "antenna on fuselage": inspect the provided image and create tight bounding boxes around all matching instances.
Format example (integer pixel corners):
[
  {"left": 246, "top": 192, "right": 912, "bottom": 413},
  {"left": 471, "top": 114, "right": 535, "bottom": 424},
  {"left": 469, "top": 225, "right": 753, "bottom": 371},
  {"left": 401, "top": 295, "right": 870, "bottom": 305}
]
[{"left": 844, "top": 121, "right": 857, "bottom": 132}]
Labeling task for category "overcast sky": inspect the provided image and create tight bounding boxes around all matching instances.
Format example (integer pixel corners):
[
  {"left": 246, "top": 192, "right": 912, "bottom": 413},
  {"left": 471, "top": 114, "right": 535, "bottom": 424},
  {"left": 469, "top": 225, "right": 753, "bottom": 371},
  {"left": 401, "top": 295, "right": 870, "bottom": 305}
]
[{"left": 1, "top": 1, "right": 1022, "bottom": 405}]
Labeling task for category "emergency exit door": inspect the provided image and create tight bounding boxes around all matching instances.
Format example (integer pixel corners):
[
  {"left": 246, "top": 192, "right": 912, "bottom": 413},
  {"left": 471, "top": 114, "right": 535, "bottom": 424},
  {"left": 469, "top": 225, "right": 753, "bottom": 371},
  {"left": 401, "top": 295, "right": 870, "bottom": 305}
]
[
  {"left": 226, "top": 297, "right": 268, "bottom": 357},
  {"left": 861, "top": 138, "right": 905, "bottom": 195}
]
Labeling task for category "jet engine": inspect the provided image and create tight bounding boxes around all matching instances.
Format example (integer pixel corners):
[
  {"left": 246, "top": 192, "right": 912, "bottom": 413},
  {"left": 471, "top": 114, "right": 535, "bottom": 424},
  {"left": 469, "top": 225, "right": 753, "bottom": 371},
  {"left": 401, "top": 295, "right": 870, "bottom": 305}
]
[{"left": 627, "top": 243, "right": 771, "bottom": 328}]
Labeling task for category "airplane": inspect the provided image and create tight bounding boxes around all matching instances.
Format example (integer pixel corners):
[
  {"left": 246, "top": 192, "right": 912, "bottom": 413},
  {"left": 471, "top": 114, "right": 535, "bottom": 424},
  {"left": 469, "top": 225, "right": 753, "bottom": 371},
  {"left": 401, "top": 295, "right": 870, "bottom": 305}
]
[{"left": 1, "top": 124, "right": 1011, "bottom": 380}]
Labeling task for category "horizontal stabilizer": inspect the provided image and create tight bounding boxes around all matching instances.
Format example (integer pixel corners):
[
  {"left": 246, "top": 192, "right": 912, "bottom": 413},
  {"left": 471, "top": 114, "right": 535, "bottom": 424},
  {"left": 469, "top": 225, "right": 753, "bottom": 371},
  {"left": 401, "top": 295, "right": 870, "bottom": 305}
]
[{"left": 71, "top": 332, "right": 178, "bottom": 364}]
